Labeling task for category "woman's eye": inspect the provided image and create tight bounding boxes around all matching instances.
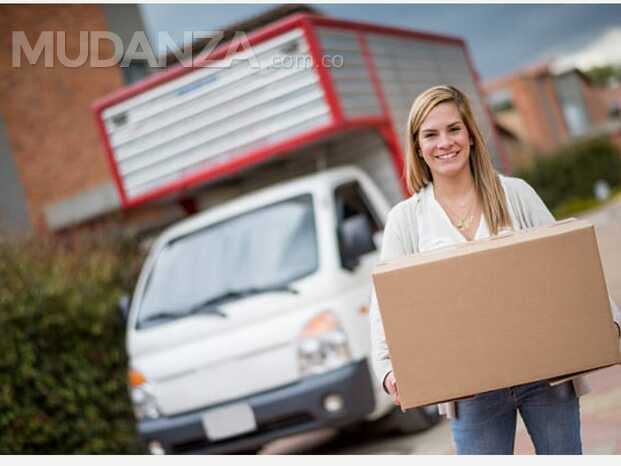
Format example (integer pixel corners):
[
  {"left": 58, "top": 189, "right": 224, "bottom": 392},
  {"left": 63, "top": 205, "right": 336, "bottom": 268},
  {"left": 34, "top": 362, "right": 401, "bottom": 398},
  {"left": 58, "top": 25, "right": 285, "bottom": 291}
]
[{"left": 450, "top": 127, "right": 460, "bottom": 132}]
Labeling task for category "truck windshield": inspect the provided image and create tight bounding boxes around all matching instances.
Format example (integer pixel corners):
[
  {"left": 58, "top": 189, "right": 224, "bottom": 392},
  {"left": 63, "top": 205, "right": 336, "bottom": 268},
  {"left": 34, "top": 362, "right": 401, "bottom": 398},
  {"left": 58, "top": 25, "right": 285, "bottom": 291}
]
[{"left": 136, "top": 194, "right": 318, "bottom": 329}]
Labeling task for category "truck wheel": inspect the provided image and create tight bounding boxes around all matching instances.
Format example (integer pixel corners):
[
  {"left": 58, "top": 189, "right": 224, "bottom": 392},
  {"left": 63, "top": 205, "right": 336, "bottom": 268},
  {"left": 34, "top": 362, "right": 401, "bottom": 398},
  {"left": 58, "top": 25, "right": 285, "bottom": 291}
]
[{"left": 383, "top": 404, "right": 440, "bottom": 435}]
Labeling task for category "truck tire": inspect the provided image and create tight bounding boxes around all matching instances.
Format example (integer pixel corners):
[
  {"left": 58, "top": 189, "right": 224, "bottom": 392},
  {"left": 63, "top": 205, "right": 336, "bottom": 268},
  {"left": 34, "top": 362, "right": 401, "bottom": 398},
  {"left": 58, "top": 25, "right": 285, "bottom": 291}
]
[{"left": 383, "top": 404, "right": 441, "bottom": 435}]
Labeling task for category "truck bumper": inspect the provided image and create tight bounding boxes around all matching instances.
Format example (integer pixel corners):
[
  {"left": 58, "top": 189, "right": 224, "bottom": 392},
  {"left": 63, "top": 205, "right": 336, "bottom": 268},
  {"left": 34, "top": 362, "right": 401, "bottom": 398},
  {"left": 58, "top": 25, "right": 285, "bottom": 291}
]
[{"left": 138, "top": 359, "right": 376, "bottom": 454}]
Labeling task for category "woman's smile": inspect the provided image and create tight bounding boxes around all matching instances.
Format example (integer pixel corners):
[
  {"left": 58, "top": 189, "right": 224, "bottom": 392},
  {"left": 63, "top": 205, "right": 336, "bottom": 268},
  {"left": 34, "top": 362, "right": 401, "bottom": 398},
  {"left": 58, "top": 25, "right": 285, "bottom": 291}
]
[{"left": 434, "top": 150, "right": 460, "bottom": 161}]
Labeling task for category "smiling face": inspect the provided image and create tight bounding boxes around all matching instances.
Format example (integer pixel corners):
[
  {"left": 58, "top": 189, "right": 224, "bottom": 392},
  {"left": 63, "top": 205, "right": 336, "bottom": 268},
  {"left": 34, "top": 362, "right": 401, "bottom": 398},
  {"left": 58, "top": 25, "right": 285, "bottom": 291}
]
[{"left": 417, "top": 101, "right": 472, "bottom": 180}]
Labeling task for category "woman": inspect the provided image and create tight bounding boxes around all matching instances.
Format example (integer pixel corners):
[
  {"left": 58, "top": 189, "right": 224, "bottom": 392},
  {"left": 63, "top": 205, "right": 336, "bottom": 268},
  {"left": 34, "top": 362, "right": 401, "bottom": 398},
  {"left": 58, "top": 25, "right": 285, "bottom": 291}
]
[{"left": 369, "top": 85, "right": 621, "bottom": 455}]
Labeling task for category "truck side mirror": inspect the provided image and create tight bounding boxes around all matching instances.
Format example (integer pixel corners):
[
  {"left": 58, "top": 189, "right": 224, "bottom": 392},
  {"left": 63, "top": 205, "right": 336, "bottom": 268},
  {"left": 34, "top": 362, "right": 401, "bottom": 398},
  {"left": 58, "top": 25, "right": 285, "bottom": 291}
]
[
  {"left": 118, "top": 294, "right": 130, "bottom": 323},
  {"left": 338, "top": 214, "right": 376, "bottom": 271}
]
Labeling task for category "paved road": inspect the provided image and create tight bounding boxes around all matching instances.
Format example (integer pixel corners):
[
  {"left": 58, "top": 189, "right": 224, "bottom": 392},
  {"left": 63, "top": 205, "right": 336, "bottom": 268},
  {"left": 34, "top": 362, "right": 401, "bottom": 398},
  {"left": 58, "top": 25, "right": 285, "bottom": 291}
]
[{"left": 259, "top": 197, "right": 621, "bottom": 455}]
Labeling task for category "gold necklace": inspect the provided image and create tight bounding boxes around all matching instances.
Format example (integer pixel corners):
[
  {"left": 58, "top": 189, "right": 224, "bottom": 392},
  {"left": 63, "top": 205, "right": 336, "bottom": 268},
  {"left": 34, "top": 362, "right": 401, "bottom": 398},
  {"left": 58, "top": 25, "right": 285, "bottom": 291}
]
[{"left": 438, "top": 191, "right": 476, "bottom": 231}]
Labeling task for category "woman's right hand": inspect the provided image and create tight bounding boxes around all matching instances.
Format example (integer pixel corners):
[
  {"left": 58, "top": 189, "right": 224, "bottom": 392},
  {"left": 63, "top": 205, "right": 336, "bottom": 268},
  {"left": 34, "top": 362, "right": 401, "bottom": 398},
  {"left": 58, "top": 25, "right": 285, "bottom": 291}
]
[{"left": 385, "top": 371, "right": 401, "bottom": 406}]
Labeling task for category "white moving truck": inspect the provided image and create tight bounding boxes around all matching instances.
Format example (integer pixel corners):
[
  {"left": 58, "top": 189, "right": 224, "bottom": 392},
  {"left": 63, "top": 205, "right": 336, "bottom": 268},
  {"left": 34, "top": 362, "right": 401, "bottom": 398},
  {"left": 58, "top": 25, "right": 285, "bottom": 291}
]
[
  {"left": 93, "top": 13, "right": 505, "bottom": 454},
  {"left": 124, "top": 165, "right": 440, "bottom": 454}
]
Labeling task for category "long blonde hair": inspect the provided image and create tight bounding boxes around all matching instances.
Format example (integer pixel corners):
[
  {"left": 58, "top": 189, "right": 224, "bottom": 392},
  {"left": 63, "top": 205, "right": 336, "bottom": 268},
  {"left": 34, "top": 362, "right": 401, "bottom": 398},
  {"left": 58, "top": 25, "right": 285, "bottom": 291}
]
[{"left": 404, "top": 85, "right": 512, "bottom": 235}]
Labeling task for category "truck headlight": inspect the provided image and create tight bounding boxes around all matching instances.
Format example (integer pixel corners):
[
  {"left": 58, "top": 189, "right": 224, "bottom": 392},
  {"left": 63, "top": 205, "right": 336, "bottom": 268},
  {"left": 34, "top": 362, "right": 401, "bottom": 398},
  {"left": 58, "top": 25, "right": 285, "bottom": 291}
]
[
  {"left": 129, "top": 369, "right": 161, "bottom": 420},
  {"left": 297, "top": 310, "right": 352, "bottom": 376}
]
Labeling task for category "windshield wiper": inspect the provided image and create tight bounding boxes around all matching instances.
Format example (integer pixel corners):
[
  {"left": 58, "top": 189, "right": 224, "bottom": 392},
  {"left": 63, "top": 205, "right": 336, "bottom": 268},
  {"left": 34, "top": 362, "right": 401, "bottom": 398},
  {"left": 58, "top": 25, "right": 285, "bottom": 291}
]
[
  {"left": 137, "top": 284, "right": 298, "bottom": 329},
  {"left": 189, "top": 284, "right": 299, "bottom": 310},
  {"left": 137, "top": 305, "right": 227, "bottom": 328}
]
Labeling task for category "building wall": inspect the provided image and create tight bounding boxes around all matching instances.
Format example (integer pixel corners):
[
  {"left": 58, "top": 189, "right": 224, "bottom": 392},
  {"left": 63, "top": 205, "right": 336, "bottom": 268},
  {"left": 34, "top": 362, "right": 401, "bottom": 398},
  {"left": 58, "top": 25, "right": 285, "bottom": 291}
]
[
  {"left": 484, "top": 68, "right": 614, "bottom": 159},
  {"left": 495, "top": 127, "right": 535, "bottom": 172},
  {"left": 536, "top": 74, "right": 569, "bottom": 149},
  {"left": 486, "top": 75, "right": 561, "bottom": 154},
  {"left": 592, "top": 84, "right": 621, "bottom": 122},
  {"left": 0, "top": 5, "right": 137, "bottom": 234}
]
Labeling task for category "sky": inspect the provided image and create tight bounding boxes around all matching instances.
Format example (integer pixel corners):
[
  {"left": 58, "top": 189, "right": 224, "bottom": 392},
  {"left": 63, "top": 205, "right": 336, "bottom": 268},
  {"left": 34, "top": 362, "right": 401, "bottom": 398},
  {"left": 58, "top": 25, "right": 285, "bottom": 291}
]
[{"left": 139, "top": 3, "right": 621, "bottom": 81}]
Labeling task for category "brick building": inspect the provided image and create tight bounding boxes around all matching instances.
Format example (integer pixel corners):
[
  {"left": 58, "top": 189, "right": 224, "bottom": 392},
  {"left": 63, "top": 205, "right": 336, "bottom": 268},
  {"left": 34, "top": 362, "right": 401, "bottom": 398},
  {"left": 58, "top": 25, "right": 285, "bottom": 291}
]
[
  {"left": 0, "top": 4, "right": 320, "bottom": 237},
  {"left": 482, "top": 62, "right": 621, "bottom": 169},
  {"left": 0, "top": 4, "right": 155, "bottom": 236}
]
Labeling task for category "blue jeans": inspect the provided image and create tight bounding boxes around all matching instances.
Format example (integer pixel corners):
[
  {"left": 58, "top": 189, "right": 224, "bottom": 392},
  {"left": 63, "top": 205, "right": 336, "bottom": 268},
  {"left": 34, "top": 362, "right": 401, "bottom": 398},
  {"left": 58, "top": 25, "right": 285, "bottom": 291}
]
[{"left": 449, "top": 380, "right": 582, "bottom": 455}]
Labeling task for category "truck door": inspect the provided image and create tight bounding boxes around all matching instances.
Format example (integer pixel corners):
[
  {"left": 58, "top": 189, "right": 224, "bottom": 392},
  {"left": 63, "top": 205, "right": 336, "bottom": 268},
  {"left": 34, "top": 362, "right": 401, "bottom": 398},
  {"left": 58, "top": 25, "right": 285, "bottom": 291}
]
[
  {"left": 332, "top": 179, "right": 383, "bottom": 361},
  {"left": 334, "top": 180, "right": 383, "bottom": 272}
]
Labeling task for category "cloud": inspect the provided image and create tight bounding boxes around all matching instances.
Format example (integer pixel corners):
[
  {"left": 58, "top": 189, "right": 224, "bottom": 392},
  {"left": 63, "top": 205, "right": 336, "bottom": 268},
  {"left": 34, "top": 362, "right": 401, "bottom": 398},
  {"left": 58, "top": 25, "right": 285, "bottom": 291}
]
[{"left": 551, "top": 27, "right": 621, "bottom": 72}]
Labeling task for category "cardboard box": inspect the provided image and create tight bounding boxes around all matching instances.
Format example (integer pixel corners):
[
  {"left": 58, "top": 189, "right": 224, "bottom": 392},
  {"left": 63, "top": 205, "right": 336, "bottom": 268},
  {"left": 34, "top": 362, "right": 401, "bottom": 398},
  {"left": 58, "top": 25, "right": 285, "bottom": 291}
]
[{"left": 372, "top": 219, "right": 621, "bottom": 410}]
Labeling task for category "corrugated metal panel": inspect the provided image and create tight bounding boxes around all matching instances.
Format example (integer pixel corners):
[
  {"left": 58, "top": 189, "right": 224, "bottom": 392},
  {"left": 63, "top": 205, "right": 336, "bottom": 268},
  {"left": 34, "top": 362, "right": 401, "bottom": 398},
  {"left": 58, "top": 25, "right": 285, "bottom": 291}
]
[
  {"left": 316, "top": 28, "right": 382, "bottom": 119},
  {"left": 365, "top": 33, "right": 502, "bottom": 167},
  {"left": 100, "top": 28, "right": 331, "bottom": 201}
]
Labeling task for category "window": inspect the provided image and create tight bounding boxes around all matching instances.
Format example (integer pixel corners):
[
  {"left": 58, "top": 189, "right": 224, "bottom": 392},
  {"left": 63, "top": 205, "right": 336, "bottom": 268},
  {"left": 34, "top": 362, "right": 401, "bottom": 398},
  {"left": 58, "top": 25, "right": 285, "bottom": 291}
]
[{"left": 334, "top": 181, "right": 382, "bottom": 270}]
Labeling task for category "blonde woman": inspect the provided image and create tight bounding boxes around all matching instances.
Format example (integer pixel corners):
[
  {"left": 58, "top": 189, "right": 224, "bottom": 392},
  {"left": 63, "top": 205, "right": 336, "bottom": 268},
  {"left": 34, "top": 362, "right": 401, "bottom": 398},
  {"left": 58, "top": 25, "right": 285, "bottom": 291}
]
[{"left": 369, "top": 85, "right": 621, "bottom": 454}]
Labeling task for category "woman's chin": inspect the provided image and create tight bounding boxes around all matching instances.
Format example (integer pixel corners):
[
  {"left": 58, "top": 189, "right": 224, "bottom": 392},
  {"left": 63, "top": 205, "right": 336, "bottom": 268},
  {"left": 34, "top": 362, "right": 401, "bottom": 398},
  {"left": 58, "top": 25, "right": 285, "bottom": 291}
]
[{"left": 430, "top": 159, "right": 469, "bottom": 179}]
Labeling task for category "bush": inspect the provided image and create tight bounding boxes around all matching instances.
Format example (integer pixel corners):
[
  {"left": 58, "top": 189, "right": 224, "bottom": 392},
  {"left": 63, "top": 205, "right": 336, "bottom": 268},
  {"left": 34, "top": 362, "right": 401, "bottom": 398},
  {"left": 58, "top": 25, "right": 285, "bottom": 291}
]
[
  {"left": 552, "top": 197, "right": 602, "bottom": 219},
  {"left": 514, "top": 136, "right": 621, "bottom": 212},
  {"left": 0, "top": 231, "right": 146, "bottom": 453}
]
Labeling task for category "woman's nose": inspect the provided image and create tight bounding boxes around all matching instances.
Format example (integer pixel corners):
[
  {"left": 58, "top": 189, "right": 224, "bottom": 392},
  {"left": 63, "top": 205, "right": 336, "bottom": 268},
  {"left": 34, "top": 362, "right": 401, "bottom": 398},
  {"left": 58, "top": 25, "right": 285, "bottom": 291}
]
[{"left": 436, "top": 132, "right": 452, "bottom": 148}]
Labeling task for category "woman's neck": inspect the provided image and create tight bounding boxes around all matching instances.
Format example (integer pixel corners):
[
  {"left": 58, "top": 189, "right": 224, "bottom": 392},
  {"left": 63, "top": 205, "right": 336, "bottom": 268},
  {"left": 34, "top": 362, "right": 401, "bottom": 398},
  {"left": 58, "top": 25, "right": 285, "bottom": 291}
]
[{"left": 432, "top": 169, "right": 476, "bottom": 202}]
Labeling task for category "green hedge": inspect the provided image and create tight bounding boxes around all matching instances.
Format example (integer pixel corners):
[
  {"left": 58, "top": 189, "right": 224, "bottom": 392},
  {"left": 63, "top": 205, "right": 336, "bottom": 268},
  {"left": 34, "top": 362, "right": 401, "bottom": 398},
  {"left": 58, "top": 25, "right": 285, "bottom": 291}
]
[
  {"left": 514, "top": 136, "right": 621, "bottom": 213},
  {"left": 0, "top": 232, "right": 146, "bottom": 453}
]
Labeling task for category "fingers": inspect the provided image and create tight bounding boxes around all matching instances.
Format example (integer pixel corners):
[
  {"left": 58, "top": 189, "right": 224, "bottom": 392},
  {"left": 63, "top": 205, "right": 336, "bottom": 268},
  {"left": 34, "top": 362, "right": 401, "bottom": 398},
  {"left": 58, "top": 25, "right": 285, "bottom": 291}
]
[{"left": 387, "top": 375, "right": 400, "bottom": 406}]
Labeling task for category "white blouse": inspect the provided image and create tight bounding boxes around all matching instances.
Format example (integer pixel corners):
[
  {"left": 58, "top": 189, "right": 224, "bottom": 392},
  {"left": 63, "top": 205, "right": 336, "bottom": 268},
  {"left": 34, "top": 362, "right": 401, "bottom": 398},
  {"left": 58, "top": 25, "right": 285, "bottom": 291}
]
[{"left": 417, "top": 180, "right": 517, "bottom": 253}]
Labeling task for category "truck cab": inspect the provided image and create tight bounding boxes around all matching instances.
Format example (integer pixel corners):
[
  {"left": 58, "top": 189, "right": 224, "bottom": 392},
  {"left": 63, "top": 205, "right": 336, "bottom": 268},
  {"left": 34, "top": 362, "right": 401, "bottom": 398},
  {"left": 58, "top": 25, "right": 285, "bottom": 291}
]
[{"left": 125, "top": 166, "right": 437, "bottom": 454}]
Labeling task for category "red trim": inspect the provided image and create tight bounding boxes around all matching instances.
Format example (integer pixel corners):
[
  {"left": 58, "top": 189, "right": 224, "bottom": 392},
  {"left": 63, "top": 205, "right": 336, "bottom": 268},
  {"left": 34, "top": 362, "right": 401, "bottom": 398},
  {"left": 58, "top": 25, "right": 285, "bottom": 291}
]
[
  {"left": 462, "top": 42, "right": 512, "bottom": 175},
  {"left": 357, "top": 32, "right": 408, "bottom": 197},
  {"left": 300, "top": 18, "right": 344, "bottom": 124},
  {"left": 92, "top": 107, "right": 129, "bottom": 206},
  {"left": 124, "top": 116, "right": 388, "bottom": 208},
  {"left": 309, "top": 15, "right": 464, "bottom": 47}
]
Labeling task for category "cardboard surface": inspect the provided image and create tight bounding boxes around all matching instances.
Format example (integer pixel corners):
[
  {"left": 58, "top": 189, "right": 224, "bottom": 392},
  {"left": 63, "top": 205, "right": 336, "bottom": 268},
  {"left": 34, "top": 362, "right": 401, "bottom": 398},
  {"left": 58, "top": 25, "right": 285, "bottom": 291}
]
[{"left": 372, "top": 219, "right": 621, "bottom": 410}]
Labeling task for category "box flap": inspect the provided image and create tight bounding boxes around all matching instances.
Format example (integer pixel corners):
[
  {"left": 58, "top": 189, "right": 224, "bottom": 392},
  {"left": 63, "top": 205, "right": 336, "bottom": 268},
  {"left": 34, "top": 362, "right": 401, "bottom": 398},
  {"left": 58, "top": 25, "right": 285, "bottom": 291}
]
[{"left": 374, "top": 218, "right": 593, "bottom": 275}]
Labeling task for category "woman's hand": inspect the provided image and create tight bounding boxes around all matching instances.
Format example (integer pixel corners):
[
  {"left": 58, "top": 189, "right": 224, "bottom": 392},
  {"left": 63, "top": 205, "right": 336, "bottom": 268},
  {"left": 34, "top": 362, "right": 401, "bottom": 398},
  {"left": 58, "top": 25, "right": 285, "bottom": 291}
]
[{"left": 385, "top": 371, "right": 401, "bottom": 406}]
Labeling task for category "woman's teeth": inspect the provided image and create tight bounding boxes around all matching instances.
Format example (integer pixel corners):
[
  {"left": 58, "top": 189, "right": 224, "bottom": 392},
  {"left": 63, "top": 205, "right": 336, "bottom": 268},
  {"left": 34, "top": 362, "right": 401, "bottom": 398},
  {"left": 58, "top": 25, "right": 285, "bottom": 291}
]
[{"left": 435, "top": 151, "right": 458, "bottom": 160}]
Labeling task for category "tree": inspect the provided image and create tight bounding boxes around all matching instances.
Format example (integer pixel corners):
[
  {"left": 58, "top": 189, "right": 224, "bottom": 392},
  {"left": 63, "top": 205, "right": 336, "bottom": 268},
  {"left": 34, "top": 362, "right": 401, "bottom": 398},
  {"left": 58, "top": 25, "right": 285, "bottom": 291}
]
[{"left": 584, "top": 65, "right": 621, "bottom": 87}]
